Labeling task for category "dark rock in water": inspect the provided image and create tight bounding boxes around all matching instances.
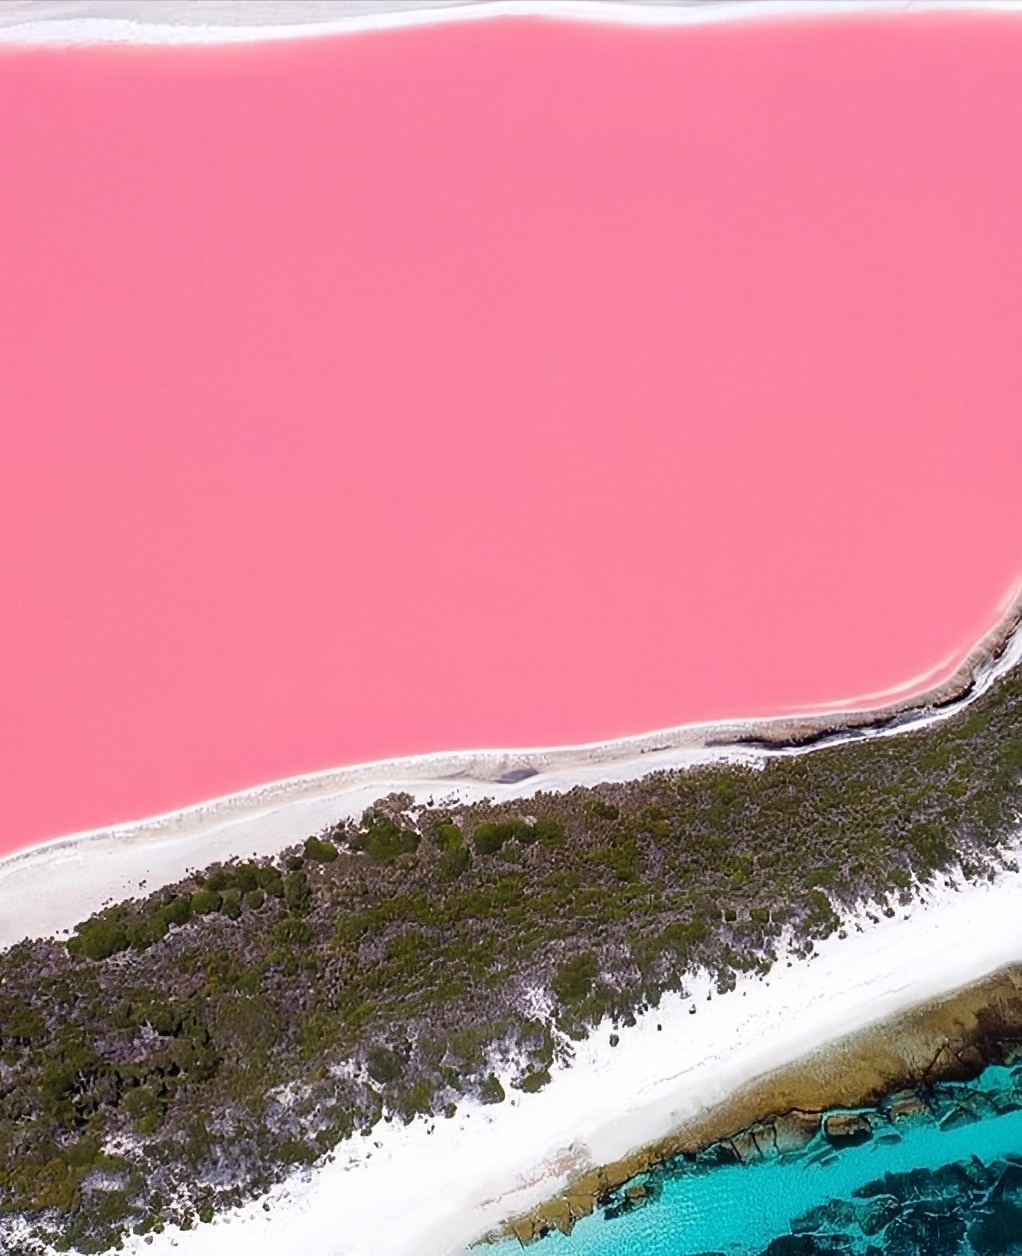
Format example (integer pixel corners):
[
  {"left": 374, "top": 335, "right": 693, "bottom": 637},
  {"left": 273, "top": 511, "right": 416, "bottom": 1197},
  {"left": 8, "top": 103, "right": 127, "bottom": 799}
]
[
  {"left": 773, "top": 1110, "right": 821, "bottom": 1154},
  {"left": 855, "top": 1193, "right": 901, "bottom": 1236},
  {"left": 990, "top": 1163, "right": 1022, "bottom": 1204},
  {"left": 792, "top": 1200, "right": 856, "bottom": 1234},
  {"left": 823, "top": 1112, "right": 873, "bottom": 1146},
  {"left": 962, "top": 1155, "right": 1000, "bottom": 1194},
  {"left": 761, "top": 1236, "right": 851, "bottom": 1255},
  {"left": 855, "top": 1174, "right": 899, "bottom": 1200},
  {"left": 967, "top": 1199, "right": 1022, "bottom": 1254},
  {"left": 883, "top": 1204, "right": 966, "bottom": 1256},
  {"left": 884, "top": 1089, "right": 930, "bottom": 1122},
  {"left": 930, "top": 1159, "right": 990, "bottom": 1202},
  {"left": 940, "top": 1104, "right": 981, "bottom": 1131},
  {"left": 696, "top": 1140, "right": 741, "bottom": 1167}
]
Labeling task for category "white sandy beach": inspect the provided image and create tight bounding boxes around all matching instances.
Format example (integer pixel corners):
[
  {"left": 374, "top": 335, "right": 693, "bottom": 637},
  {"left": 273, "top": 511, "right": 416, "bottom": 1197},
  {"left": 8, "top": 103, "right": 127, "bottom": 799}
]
[{"left": 3, "top": 0, "right": 1022, "bottom": 47}]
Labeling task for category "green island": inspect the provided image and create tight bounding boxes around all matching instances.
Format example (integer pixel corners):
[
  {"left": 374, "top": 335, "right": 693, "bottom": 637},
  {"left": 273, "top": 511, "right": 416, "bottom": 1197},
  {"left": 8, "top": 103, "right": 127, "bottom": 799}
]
[{"left": 1, "top": 659, "right": 1022, "bottom": 1253}]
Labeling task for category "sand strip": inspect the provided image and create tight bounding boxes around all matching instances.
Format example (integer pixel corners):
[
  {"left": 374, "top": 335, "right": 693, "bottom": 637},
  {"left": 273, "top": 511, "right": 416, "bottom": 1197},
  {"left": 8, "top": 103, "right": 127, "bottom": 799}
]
[{"left": 4, "top": 0, "right": 1022, "bottom": 47}]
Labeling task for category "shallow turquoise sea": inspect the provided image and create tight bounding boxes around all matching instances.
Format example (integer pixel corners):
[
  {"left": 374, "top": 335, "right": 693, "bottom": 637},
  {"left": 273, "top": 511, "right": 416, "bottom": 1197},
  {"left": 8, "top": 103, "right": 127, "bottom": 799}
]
[{"left": 505, "top": 1064, "right": 1022, "bottom": 1255}]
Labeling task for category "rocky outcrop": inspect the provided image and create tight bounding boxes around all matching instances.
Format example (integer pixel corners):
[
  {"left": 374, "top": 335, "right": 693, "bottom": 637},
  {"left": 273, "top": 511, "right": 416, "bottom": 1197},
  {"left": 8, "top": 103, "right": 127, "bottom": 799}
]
[{"left": 823, "top": 1112, "right": 873, "bottom": 1146}]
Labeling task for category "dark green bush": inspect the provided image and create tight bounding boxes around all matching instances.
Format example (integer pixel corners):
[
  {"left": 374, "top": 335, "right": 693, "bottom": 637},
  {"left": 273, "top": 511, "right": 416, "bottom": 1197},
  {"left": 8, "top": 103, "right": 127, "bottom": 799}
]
[
  {"left": 154, "top": 896, "right": 191, "bottom": 931},
  {"left": 273, "top": 918, "right": 312, "bottom": 948},
  {"left": 439, "top": 846, "right": 471, "bottom": 882},
  {"left": 190, "top": 890, "right": 222, "bottom": 916},
  {"left": 220, "top": 888, "right": 243, "bottom": 920},
  {"left": 517, "top": 1068, "right": 551, "bottom": 1093},
  {"left": 366, "top": 1046, "right": 402, "bottom": 1085},
  {"left": 304, "top": 836, "right": 338, "bottom": 863},
  {"left": 352, "top": 817, "right": 419, "bottom": 864},
  {"left": 256, "top": 867, "right": 284, "bottom": 897},
  {"left": 284, "top": 870, "right": 312, "bottom": 916},
  {"left": 553, "top": 952, "right": 598, "bottom": 1004},
  {"left": 479, "top": 1073, "right": 505, "bottom": 1104},
  {"left": 68, "top": 917, "right": 129, "bottom": 962}
]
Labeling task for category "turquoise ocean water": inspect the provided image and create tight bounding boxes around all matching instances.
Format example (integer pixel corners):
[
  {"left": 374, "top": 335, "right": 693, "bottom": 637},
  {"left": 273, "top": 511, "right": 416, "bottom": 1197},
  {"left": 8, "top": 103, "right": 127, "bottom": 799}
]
[{"left": 504, "top": 1064, "right": 1022, "bottom": 1255}]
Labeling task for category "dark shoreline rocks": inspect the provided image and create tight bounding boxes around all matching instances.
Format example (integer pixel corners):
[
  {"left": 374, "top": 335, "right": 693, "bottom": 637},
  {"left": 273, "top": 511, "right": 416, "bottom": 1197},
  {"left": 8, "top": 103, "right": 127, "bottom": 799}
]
[{"left": 500, "top": 964, "right": 1022, "bottom": 1246}]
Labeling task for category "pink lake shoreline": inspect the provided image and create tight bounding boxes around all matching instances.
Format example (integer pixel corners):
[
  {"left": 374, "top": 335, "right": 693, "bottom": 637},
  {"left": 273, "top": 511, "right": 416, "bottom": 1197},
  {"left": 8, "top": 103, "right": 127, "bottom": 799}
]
[
  {"left": 4, "top": 577, "right": 1020, "bottom": 866},
  {"left": 5, "top": 7, "right": 1022, "bottom": 851}
]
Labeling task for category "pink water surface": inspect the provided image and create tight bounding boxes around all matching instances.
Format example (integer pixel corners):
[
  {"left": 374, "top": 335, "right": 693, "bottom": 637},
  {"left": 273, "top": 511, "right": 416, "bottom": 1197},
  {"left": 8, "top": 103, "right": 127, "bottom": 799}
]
[{"left": 3, "top": 12, "right": 1022, "bottom": 851}]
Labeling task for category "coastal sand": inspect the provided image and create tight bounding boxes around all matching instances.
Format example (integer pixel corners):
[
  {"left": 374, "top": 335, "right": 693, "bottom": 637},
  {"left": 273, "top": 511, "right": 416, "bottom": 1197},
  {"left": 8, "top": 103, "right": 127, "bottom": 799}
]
[{"left": 5, "top": 1, "right": 1022, "bottom": 46}]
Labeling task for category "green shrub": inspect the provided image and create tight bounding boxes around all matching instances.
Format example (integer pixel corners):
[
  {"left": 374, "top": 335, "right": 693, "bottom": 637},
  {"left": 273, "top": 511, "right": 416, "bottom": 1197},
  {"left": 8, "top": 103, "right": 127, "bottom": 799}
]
[
  {"left": 517, "top": 1068, "right": 551, "bottom": 1093},
  {"left": 431, "top": 820, "right": 463, "bottom": 852},
  {"left": 256, "top": 867, "right": 284, "bottom": 897},
  {"left": 284, "top": 870, "right": 312, "bottom": 916},
  {"left": 473, "top": 819, "right": 535, "bottom": 855},
  {"left": 6, "top": 1009, "right": 45, "bottom": 1043},
  {"left": 533, "top": 816, "right": 565, "bottom": 846},
  {"left": 354, "top": 818, "right": 420, "bottom": 864},
  {"left": 304, "top": 836, "right": 338, "bottom": 863},
  {"left": 366, "top": 1046, "right": 403, "bottom": 1085},
  {"left": 220, "top": 888, "right": 243, "bottom": 920},
  {"left": 479, "top": 1073, "right": 505, "bottom": 1104},
  {"left": 122, "top": 1085, "right": 163, "bottom": 1135},
  {"left": 439, "top": 846, "right": 471, "bottom": 882},
  {"left": 553, "top": 952, "right": 598, "bottom": 1004},
  {"left": 68, "top": 916, "right": 129, "bottom": 962},
  {"left": 154, "top": 896, "right": 191, "bottom": 931},
  {"left": 190, "top": 889, "right": 222, "bottom": 916},
  {"left": 273, "top": 918, "right": 312, "bottom": 948},
  {"left": 244, "top": 888, "right": 265, "bottom": 911},
  {"left": 908, "top": 821, "right": 953, "bottom": 871}
]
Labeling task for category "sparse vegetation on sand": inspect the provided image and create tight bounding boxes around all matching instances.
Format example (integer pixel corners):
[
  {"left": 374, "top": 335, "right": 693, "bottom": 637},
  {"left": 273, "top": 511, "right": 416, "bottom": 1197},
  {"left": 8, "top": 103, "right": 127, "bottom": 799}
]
[{"left": 2, "top": 661, "right": 1022, "bottom": 1250}]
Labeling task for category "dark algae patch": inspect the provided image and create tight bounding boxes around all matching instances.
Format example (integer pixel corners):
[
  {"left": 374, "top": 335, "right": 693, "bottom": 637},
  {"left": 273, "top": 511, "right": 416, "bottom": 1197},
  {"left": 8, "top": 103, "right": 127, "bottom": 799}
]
[{"left": 3, "top": 652, "right": 1022, "bottom": 1249}]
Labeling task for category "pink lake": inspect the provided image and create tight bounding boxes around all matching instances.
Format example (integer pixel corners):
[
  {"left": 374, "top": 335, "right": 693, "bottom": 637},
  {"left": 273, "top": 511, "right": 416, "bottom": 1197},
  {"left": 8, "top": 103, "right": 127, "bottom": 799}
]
[{"left": 3, "top": 11, "right": 1022, "bottom": 852}]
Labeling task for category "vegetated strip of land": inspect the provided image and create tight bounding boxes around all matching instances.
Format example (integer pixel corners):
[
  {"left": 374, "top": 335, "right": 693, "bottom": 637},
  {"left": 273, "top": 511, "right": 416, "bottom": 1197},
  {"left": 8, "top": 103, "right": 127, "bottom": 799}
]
[{"left": 2, "top": 634, "right": 1022, "bottom": 1252}]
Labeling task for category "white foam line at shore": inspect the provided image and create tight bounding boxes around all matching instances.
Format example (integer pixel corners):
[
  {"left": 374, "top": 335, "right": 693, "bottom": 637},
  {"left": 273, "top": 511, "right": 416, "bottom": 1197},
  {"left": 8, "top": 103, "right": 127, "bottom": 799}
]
[
  {"left": 1, "top": 601, "right": 1019, "bottom": 952},
  {"left": 3, "top": 0, "right": 1022, "bottom": 48}
]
